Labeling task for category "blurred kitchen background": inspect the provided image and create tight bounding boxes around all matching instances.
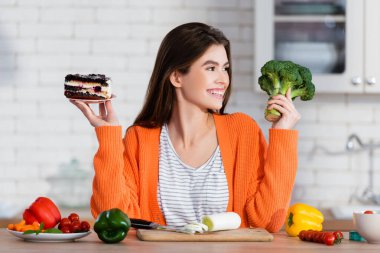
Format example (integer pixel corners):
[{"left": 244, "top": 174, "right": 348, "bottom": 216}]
[{"left": 1, "top": 0, "right": 380, "bottom": 220}]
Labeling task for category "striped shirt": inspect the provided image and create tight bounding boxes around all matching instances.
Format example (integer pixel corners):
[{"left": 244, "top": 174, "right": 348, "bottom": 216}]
[{"left": 157, "top": 124, "right": 229, "bottom": 227}]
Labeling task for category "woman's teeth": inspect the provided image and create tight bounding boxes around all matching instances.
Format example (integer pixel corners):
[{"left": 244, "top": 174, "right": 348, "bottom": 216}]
[{"left": 207, "top": 90, "right": 224, "bottom": 98}]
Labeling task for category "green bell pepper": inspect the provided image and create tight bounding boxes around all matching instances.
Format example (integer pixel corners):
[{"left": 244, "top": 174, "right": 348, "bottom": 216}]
[{"left": 94, "top": 208, "right": 131, "bottom": 243}]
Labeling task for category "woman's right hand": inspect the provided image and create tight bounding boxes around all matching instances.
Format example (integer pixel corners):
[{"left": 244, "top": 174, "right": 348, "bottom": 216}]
[{"left": 70, "top": 100, "right": 120, "bottom": 127}]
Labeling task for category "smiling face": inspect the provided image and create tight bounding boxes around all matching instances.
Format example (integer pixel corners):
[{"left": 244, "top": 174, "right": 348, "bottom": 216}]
[{"left": 171, "top": 44, "right": 230, "bottom": 112}]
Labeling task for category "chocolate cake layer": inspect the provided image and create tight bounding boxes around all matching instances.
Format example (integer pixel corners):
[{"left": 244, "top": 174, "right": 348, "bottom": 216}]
[
  {"left": 64, "top": 90, "right": 106, "bottom": 100},
  {"left": 65, "top": 74, "right": 110, "bottom": 86}
]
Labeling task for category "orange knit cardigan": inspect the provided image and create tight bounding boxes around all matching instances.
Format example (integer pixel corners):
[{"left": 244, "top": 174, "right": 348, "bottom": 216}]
[{"left": 91, "top": 112, "right": 298, "bottom": 232}]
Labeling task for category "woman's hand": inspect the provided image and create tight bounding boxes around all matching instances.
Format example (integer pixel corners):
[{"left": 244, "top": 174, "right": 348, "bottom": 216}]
[
  {"left": 267, "top": 88, "right": 301, "bottom": 129},
  {"left": 70, "top": 100, "right": 119, "bottom": 127}
]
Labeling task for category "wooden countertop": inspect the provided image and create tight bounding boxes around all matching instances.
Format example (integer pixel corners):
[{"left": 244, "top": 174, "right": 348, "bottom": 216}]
[{"left": 1, "top": 228, "right": 378, "bottom": 253}]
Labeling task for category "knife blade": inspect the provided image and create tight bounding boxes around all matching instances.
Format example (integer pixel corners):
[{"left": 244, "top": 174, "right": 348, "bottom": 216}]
[{"left": 130, "top": 218, "right": 194, "bottom": 234}]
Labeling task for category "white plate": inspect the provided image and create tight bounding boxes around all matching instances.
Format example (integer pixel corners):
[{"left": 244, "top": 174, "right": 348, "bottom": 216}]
[
  {"left": 68, "top": 94, "right": 116, "bottom": 104},
  {"left": 7, "top": 229, "right": 91, "bottom": 242}
]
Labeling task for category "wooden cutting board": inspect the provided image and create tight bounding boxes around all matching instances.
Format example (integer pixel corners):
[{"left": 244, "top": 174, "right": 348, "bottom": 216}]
[{"left": 136, "top": 228, "right": 274, "bottom": 242}]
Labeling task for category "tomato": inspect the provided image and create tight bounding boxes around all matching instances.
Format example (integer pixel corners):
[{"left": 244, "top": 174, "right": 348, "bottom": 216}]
[
  {"left": 299, "top": 230, "right": 309, "bottom": 241},
  {"left": 60, "top": 226, "right": 71, "bottom": 233},
  {"left": 298, "top": 230, "right": 305, "bottom": 240},
  {"left": 316, "top": 232, "right": 325, "bottom": 243},
  {"left": 70, "top": 221, "right": 81, "bottom": 233},
  {"left": 333, "top": 231, "right": 343, "bottom": 243},
  {"left": 68, "top": 213, "right": 80, "bottom": 222},
  {"left": 80, "top": 221, "right": 90, "bottom": 232},
  {"left": 308, "top": 231, "right": 317, "bottom": 242},
  {"left": 314, "top": 232, "right": 324, "bottom": 243},
  {"left": 59, "top": 218, "right": 71, "bottom": 229},
  {"left": 364, "top": 210, "right": 374, "bottom": 214},
  {"left": 323, "top": 233, "right": 335, "bottom": 246},
  {"left": 307, "top": 231, "right": 315, "bottom": 242}
]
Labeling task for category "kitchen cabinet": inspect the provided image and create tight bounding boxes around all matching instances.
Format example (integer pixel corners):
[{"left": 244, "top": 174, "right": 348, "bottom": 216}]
[{"left": 254, "top": 0, "right": 380, "bottom": 93}]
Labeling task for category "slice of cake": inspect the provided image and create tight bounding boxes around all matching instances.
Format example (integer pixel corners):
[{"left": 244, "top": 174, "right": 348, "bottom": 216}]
[{"left": 64, "top": 74, "right": 112, "bottom": 100}]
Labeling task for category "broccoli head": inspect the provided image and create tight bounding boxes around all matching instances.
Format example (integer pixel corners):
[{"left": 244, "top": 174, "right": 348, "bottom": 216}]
[{"left": 258, "top": 60, "right": 315, "bottom": 122}]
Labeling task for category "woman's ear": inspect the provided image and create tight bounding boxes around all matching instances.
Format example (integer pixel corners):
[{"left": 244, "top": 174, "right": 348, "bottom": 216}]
[{"left": 169, "top": 70, "right": 182, "bottom": 88}]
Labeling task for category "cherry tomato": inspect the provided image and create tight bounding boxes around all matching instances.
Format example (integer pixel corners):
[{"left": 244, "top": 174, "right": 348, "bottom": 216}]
[
  {"left": 364, "top": 210, "right": 374, "bottom": 214},
  {"left": 308, "top": 231, "right": 316, "bottom": 242},
  {"left": 314, "top": 232, "right": 324, "bottom": 243},
  {"left": 70, "top": 221, "right": 81, "bottom": 233},
  {"left": 301, "top": 230, "right": 308, "bottom": 241},
  {"left": 58, "top": 218, "right": 71, "bottom": 229},
  {"left": 68, "top": 213, "right": 80, "bottom": 222},
  {"left": 305, "top": 231, "right": 314, "bottom": 241},
  {"left": 60, "top": 226, "right": 71, "bottom": 233},
  {"left": 80, "top": 221, "right": 90, "bottom": 232},
  {"left": 323, "top": 233, "right": 335, "bottom": 246},
  {"left": 333, "top": 231, "right": 344, "bottom": 243},
  {"left": 313, "top": 231, "right": 322, "bottom": 243},
  {"left": 298, "top": 230, "right": 306, "bottom": 241}
]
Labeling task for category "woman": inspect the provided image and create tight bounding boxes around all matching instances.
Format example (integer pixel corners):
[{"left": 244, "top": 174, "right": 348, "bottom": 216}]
[{"left": 71, "top": 22, "right": 300, "bottom": 232}]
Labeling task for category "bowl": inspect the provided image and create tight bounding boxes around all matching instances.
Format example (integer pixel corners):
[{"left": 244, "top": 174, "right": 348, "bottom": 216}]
[{"left": 353, "top": 211, "right": 380, "bottom": 243}]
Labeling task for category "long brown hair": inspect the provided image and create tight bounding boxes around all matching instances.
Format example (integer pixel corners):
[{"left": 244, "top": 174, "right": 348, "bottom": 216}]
[{"left": 134, "top": 22, "right": 232, "bottom": 128}]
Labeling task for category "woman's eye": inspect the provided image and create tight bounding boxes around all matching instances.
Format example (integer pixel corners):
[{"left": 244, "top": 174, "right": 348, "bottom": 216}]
[{"left": 206, "top": 66, "right": 229, "bottom": 71}]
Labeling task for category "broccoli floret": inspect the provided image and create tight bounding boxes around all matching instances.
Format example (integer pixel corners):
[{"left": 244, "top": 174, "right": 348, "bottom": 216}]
[
  {"left": 258, "top": 60, "right": 315, "bottom": 122},
  {"left": 279, "top": 61, "right": 303, "bottom": 95},
  {"left": 291, "top": 65, "right": 315, "bottom": 101},
  {"left": 260, "top": 60, "right": 282, "bottom": 95},
  {"left": 258, "top": 75, "right": 274, "bottom": 96}
]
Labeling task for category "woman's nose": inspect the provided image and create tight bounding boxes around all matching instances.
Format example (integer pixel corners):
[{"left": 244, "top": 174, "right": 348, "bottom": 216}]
[{"left": 216, "top": 69, "right": 229, "bottom": 85}]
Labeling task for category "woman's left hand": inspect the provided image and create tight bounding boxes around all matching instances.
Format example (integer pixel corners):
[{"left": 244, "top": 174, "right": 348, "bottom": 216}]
[{"left": 267, "top": 88, "right": 301, "bottom": 129}]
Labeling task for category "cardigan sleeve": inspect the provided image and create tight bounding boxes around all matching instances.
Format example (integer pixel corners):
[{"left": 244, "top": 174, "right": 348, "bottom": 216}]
[
  {"left": 90, "top": 126, "right": 141, "bottom": 219},
  {"left": 245, "top": 124, "right": 298, "bottom": 232}
]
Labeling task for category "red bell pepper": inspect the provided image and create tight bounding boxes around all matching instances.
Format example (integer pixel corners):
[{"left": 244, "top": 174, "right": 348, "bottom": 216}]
[{"left": 23, "top": 197, "right": 61, "bottom": 229}]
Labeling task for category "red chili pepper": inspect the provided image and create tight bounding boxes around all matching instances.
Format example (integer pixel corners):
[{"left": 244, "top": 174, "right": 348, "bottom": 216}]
[{"left": 22, "top": 197, "right": 61, "bottom": 229}]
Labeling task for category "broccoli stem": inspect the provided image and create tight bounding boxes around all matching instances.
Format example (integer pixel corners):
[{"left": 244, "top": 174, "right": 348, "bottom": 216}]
[
  {"left": 273, "top": 79, "right": 281, "bottom": 95},
  {"left": 265, "top": 108, "right": 281, "bottom": 122},
  {"left": 267, "top": 73, "right": 281, "bottom": 96},
  {"left": 280, "top": 81, "right": 293, "bottom": 95},
  {"left": 290, "top": 89, "right": 304, "bottom": 99}
]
